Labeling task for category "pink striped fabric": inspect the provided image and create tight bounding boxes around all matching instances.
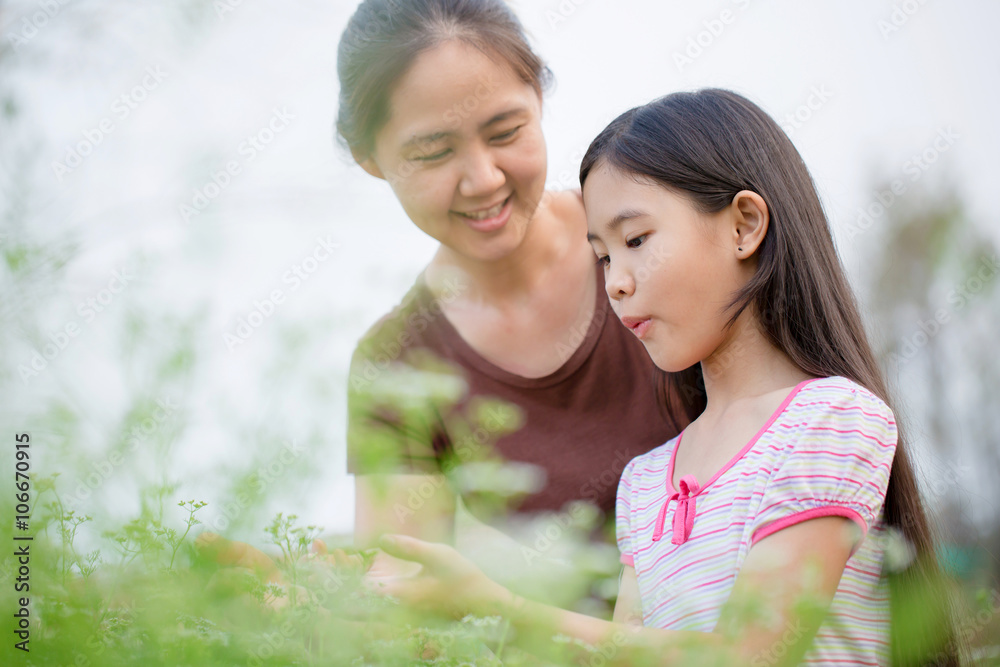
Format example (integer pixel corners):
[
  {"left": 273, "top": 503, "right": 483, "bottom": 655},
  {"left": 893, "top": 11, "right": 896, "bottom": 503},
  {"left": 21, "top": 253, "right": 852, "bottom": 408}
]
[{"left": 616, "top": 376, "right": 895, "bottom": 665}]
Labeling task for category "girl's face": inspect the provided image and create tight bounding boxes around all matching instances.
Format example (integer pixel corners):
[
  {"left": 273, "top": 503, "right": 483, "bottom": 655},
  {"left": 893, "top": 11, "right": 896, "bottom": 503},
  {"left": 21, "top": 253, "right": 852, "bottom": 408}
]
[
  {"left": 362, "top": 40, "right": 547, "bottom": 263},
  {"left": 583, "top": 163, "right": 761, "bottom": 372}
]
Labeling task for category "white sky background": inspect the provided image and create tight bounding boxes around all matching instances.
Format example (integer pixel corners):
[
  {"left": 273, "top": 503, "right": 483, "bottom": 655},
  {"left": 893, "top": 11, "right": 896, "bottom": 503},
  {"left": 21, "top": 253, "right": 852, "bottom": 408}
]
[{"left": 2, "top": 0, "right": 998, "bottom": 542}]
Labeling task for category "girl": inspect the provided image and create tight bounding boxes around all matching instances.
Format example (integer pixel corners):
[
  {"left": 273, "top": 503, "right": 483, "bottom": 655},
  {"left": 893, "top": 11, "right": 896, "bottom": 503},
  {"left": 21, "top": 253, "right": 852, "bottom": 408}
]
[{"left": 375, "top": 89, "right": 958, "bottom": 666}]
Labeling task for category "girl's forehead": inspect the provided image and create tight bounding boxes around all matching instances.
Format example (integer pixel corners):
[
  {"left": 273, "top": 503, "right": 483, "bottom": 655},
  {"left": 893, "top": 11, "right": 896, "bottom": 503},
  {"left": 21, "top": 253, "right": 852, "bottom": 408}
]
[
  {"left": 584, "top": 165, "right": 645, "bottom": 202},
  {"left": 584, "top": 168, "right": 700, "bottom": 231}
]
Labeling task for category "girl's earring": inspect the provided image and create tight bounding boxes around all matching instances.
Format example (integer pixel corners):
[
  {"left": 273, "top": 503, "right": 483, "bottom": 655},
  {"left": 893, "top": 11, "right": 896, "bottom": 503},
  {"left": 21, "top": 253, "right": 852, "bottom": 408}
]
[{"left": 738, "top": 246, "right": 743, "bottom": 251}]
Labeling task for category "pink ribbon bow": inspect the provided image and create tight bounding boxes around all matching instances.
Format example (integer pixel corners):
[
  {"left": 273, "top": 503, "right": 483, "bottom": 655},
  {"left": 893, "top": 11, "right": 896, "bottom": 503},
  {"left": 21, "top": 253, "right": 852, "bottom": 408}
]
[{"left": 652, "top": 474, "right": 701, "bottom": 545}]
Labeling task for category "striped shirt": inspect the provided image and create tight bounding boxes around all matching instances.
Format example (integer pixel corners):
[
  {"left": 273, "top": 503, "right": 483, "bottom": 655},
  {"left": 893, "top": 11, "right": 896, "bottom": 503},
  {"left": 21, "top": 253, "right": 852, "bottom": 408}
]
[{"left": 616, "top": 376, "right": 895, "bottom": 666}]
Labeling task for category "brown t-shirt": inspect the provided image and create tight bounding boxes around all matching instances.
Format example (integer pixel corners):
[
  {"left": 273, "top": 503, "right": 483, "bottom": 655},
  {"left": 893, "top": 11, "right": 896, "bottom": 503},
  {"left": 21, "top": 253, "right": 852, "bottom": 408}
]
[{"left": 346, "top": 267, "right": 685, "bottom": 525}]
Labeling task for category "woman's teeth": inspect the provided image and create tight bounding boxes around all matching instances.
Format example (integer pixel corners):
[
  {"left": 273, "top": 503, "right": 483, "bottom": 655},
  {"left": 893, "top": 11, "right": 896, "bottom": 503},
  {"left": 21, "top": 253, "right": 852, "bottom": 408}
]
[{"left": 461, "top": 198, "right": 507, "bottom": 220}]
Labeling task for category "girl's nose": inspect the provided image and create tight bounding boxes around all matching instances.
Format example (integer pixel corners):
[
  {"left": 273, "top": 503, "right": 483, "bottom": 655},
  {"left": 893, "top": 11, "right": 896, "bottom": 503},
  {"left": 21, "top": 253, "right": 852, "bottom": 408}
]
[
  {"left": 458, "top": 146, "right": 505, "bottom": 198},
  {"left": 605, "top": 265, "right": 635, "bottom": 301}
]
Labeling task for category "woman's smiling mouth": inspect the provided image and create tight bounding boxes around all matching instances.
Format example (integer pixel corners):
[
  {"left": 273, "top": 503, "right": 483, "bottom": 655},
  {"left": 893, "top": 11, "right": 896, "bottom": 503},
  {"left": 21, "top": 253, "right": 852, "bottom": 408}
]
[{"left": 454, "top": 195, "right": 513, "bottom": 231}]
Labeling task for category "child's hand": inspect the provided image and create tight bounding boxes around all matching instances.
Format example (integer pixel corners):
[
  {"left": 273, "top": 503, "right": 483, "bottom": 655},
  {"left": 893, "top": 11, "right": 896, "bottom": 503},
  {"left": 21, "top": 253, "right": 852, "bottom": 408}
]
[{"left": 367, "top": 534, "right": 509, "bottom": 619}]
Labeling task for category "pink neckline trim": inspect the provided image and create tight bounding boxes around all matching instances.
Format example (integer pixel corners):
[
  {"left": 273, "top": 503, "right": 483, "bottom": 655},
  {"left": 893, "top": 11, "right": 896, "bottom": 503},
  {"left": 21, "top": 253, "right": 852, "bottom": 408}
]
[{"left": 666, "top": 377, "right": 820, "bottom": 495}]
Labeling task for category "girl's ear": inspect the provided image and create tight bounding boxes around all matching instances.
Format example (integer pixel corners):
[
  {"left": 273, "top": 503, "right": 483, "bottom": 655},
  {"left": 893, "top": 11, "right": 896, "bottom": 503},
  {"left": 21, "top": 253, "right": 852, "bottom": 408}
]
[
  {"left": 352, "top": 148, "right": 385, "bottom": 180},
  {"left": 731, "top": 190, "right": 769, "bottom": 258}
]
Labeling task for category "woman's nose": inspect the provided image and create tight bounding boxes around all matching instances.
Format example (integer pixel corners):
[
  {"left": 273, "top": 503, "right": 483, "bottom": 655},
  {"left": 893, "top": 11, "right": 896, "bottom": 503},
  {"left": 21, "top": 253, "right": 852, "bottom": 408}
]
[{"left": 458, "top": 146, "right": 504, "bottom": 198}]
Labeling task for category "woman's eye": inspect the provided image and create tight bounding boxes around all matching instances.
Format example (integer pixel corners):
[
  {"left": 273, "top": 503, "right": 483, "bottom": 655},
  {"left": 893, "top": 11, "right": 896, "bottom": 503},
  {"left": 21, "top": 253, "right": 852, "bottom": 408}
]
[
  {"left": 596, "top": 255, "right": 610, "bottom": 267},
  {"left": 492, "top": 126, "right": 521, "bottom": 142},
  {"left": 414, "top": 148, "right": 450, "bottom": 162},
  {"left": 626, "top": 234, "right": 647, "bottom": 249}
]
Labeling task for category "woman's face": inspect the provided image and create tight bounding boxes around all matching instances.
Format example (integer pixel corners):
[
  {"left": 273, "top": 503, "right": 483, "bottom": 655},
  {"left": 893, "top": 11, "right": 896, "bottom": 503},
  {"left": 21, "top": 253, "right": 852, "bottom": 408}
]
[
  {"left": 363, "top": 40, "right": 547, "bottom": 263},
  {"left": 583, "top": 163, "right": 750, "bottom": 373}
]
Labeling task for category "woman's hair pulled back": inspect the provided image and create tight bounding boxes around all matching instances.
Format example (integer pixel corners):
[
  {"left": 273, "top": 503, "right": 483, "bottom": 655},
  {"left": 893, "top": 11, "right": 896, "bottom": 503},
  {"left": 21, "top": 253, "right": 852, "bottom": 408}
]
[{"left": 336, "top": 0, "right": 552, "bottom": 160}]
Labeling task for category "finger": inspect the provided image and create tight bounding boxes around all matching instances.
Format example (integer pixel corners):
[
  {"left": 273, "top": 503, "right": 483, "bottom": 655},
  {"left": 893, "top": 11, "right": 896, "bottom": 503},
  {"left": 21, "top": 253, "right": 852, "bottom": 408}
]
[
  {"left": 206, "top": 566, "right": 258, "bottom": 595},
  {"left": 361, "top": 570, "right": 410, "bottom": 598},
  {"left": 332, "top": 548, "right": 366, "bottom": 571},
  {"left": 310, "top": 539, "right": 328, "bottom": 556},
  {"left": 366, "top": 549, "right": 423, "bottom": 579},
  {"left": 196, "top": 532, "right": 282, "bottom": 583},
  {"left": 196, "top": 532, "right": 257, "bottom": 567},
  {"left": 378, "top": 534, "right": 433, "bottom": 565},
  {"left": 195, "top": 531, "right": 225, "bottom": 558}
]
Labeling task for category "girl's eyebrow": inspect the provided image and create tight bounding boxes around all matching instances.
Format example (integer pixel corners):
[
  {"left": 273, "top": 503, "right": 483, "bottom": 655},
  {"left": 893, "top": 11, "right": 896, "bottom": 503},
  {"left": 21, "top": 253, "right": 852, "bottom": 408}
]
[{"left": 586, "top": 209, "right": 647, "bottom": 241}]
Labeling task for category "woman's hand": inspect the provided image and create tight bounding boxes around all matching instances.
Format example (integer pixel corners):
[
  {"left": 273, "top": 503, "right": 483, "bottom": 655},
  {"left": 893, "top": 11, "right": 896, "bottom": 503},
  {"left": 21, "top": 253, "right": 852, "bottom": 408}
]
[
  {"left": 196, "top": 532, "right": 368, "bottom": 611},
  {"left": 370, "top": 534, "right": 512, "bottom": 619},
  {"left": 195, "top": 531, "right": 284, "bottom": 583}
]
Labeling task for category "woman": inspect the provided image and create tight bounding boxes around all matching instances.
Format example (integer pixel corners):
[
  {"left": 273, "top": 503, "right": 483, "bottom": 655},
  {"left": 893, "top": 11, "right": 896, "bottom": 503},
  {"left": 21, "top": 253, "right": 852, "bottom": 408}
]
[
  {"left": 198, "top": 0, "right": 690, "bottom": 606},
  {"left": 338, "top": 0, "right": 692, "bottom": 572}
]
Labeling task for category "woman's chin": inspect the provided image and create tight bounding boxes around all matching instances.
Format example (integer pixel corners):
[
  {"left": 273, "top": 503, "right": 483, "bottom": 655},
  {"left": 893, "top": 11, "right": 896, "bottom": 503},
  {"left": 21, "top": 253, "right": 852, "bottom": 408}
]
[{"left": 461, "top": 223, "right": 529, "bottom": 262}]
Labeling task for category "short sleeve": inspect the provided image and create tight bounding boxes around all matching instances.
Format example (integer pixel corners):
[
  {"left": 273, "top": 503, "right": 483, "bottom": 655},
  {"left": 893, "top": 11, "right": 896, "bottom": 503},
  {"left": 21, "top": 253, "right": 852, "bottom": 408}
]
[
  {"left": 346, "top": 339, "right": 466, "bottom": 476},
  {"left": 616, "top": 457, "right": 639, "bottom": 567},
  {"left": 749, "top": 381, "right": 897, "bottom": 548}
]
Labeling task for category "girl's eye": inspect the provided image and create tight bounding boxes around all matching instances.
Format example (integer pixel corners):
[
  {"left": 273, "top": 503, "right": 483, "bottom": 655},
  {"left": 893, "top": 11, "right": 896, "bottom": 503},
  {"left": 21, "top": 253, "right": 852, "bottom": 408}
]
[
  {"left": 626, "top": 234, "right": 647, "bottom": 249},
  {"left": 596, "top": 255, "right": 610, "bottom": 267}
]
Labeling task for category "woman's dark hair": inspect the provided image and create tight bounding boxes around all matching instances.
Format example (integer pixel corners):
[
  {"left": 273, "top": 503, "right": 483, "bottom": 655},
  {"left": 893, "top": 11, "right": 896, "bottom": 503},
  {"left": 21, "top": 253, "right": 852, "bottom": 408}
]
[
  {"left": 580, "top": 89, "right": 960, "bottom": 666},
  {"left": 336, "top": 0, "right": 552, "bottom": 160}
]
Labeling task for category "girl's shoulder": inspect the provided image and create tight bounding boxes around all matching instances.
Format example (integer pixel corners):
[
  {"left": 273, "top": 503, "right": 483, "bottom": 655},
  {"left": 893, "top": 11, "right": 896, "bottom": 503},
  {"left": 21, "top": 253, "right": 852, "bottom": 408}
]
[
  {"left": 793, "top": 375, "right": 895, "bottom": 422},
  {"left": 782, "top": 375, "right": 898, "bottom": 452}
]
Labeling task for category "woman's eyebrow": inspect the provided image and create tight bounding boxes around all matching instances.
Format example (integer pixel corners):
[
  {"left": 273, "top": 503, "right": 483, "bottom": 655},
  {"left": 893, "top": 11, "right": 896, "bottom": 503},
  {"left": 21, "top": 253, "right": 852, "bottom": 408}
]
[
  {"left": 401, "top": 131, "right": 450, "bottom": 151},
  {"left": 400, "top": 109, "right": 527, "bottom": 151},
  {"left": 481, "top": 108, "right": 528, "bottom": 129}
]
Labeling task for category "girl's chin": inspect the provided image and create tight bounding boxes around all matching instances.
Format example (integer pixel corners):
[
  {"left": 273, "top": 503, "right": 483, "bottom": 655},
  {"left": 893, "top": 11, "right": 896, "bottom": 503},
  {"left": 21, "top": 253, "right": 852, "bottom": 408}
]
[{"left": 647, "top": 345, "right": 698, "bottom": 375}]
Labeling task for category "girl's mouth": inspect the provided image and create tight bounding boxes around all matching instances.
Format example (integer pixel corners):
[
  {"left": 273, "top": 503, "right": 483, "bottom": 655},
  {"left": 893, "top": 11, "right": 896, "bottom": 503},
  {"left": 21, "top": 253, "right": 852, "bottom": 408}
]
[
  {"left": 621, "top": 317, "right": 652, "bottom": 340},
  {"left": 454, "top": 195, "right": 512, "bottom": 232}
]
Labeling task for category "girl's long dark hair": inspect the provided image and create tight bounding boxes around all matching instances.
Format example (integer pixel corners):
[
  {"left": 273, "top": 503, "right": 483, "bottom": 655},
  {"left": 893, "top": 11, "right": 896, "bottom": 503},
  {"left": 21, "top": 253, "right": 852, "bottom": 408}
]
[{"left": 580, "top": 89, "right": 960, "bottom": 666}]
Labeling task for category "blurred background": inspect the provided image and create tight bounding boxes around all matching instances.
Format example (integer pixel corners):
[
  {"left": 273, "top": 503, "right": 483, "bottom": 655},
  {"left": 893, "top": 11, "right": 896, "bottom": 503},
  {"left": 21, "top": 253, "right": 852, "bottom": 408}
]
[{"left": 1, "top": 0, "right": 998, "bottom": 586}]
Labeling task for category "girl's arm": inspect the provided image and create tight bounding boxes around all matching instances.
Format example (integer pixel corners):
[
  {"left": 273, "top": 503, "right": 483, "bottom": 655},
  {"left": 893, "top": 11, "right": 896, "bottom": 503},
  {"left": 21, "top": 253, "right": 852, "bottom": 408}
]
[
  {"left": 612, "top": 559, "right": 643, "bottom": 627},
  {"left": 376, "top": 515, "right": 857, "bottom": 666}
]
